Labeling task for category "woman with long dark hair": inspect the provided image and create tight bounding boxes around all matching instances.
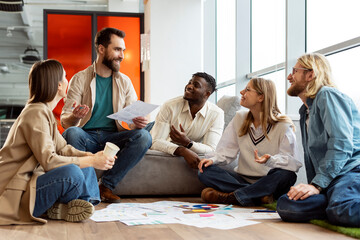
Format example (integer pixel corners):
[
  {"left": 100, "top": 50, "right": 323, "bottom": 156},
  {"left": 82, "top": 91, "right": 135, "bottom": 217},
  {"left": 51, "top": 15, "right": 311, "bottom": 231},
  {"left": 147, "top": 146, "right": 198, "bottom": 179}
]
[{"left": 0, "top": 60, "right": 115, "bottom": 225}]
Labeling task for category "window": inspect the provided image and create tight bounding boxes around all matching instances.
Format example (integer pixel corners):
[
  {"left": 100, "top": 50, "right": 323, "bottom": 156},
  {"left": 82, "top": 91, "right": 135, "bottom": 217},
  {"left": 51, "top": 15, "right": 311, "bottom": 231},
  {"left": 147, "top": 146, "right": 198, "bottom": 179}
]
[
  {"left": 215, "top": 0, "right": 236, "bottom": 102},
  {"left": 217, "top": 84, "right": 236, "bottom": 102},
  {"left": 207, "top": 0, "right": 360, "bottom": 114},
  {"left": 327, "top": 46, "right": 360, "bottom": 109},
  {"left": 260, "top": 69, "right": 286, "bottom": 113},
  {"left": 248, "top": 0, "right": 286, "bottom": 112},
  {"left": 216, "top": 0, "right": 236, "bottom": 84},
  {"left": 252, "top": 0, "right": 285, "bottom": 72},
  {"left": 307, "top": 0, "right": 360, "bottom": 109},
  {"left": 307, "top": 0, "right": 360, "bottom": 52}
]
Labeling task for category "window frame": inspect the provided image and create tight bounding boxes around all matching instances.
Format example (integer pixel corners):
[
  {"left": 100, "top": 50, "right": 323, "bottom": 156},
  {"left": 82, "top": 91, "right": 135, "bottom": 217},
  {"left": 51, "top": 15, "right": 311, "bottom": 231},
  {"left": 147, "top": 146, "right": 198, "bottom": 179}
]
[{"left": 210, "top": 0, "right": 360, "bottom": 110}]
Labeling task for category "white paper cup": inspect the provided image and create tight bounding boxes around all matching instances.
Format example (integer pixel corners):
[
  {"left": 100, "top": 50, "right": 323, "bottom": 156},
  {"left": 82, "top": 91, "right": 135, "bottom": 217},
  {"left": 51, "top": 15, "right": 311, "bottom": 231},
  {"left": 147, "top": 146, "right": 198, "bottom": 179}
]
[{"left": 104, "top": 142, "right": 120, "bottom": 157}]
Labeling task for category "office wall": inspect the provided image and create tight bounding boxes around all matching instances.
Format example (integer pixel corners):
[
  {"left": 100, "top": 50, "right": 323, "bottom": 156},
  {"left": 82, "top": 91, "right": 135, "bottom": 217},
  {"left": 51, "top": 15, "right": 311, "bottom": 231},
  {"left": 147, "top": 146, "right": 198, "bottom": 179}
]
[
  {"left": 147, "top": 0, "right": 202, "bottom": 107},
  {"left": 108, "top": 0, "right": 140, "bottom": 13},
  {"left": 109, "top": 0, "right": 202, "bottom": 114},
  {"left": 0, "top": 73, "right": 29, "bottom": 105}
]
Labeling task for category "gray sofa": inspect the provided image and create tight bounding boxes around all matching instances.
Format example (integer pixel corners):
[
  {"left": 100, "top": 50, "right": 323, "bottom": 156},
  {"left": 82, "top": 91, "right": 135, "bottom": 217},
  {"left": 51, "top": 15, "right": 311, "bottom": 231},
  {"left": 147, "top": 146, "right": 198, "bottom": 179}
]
[{"left": 96, "top": 95, "right": 241, "bottom": 196}]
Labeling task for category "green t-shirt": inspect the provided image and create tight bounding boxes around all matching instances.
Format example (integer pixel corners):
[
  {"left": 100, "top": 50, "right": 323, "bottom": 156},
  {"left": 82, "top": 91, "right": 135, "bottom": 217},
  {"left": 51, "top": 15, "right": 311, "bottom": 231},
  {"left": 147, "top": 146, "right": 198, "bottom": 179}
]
[{"left": 83, "top": 74, "right": 117, "bottom": 131}]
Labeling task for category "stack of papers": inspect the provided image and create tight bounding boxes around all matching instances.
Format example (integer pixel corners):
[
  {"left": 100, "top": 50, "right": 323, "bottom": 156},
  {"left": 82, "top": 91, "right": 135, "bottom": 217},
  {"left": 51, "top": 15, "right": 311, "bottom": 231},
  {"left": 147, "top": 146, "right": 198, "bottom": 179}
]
[{"left": 90, "top": 201, "right": 280, "bottom": 229}]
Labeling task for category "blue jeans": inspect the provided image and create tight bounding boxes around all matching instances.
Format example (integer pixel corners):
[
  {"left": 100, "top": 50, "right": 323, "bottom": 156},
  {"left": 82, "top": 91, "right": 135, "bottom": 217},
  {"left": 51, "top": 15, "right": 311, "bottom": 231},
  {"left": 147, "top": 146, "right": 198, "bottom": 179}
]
[
  {"left": 198, "top": 165, "right": 296, "bottom": 206},
  {"left": 33, "top": 164, "right": 100, "bottom": 217},
  {"left": 277, "top": 165, "right": 360, "bottom": 227},
  {"left": 62, "top": 127, "right": 152, "bottom": 190}
]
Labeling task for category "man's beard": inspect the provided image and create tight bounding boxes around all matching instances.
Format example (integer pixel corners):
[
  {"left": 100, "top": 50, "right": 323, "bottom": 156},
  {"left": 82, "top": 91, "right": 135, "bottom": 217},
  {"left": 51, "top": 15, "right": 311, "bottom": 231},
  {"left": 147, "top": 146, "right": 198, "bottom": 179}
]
[
  {"left": 287, "top": 83, "right": 306, "bottom": 97},
  {"left": 102, "top": 52, "right": 121, "bottom": 72}
]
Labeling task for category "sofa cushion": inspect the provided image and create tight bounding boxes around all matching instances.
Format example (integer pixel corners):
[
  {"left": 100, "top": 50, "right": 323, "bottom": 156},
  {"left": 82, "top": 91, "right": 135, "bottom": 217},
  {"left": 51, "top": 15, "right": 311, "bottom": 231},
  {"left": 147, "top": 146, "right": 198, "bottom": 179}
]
[
  {"left": 96, "top": 149, "right": 237, "bottom": 196},
  {"left": 216, "top": 95, "right": 241, "bottom": 129},
  {"left": 96, "top": 150, "right": 206, "bottom": 195}
]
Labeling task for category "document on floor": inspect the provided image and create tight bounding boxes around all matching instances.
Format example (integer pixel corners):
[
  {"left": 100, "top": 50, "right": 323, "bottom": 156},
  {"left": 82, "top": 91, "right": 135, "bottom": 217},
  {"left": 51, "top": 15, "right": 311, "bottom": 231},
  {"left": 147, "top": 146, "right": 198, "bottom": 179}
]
[
  {"left": 89, "top": 201, "right": 279, "bottom": 229},
  {"left": 107, "top": 100, "right": 159, "bottom": 124}
]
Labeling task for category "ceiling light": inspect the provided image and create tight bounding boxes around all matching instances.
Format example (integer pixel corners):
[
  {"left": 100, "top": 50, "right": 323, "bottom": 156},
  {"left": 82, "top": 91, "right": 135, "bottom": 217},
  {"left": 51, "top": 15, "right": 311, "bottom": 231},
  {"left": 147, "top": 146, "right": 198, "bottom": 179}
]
[
  {"left": 0, "top": 0, "right": 24, "bottom": 12},
  {"left": 0, "top": 63, "right": 10, "bottom": 74},
  {"left": 6, "top": 29, "right": 12, "bottom": 37},
  {"left": 19, "top": 47, "right": 41, "bottom": 65},
  {"left": 6, "top": 27, "right": 14, "bottom": 37}
]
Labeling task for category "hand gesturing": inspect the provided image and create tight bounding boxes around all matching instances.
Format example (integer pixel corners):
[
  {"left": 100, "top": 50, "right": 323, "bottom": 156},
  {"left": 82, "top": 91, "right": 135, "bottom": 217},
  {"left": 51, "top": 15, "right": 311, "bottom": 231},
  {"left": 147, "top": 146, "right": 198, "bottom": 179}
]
[
  {"left": 72, "top": 102, "right": 89, "bottom": 119},
  {"left": 254, "top": 149, "right": 271, "bottom": 164},
  {"left": 170, "top": 124, "right": 191, "bottom": 147}
]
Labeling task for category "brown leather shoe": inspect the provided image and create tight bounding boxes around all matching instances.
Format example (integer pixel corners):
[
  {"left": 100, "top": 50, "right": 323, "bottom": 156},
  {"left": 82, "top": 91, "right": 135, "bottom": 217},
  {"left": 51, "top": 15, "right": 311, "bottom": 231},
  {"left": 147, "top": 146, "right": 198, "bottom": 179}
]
[
  {"left": 99, "top": 184, "right": 121, "bottom": 203},
  {"left": 260, "top": 194, "right": 274, "bottom": 204},
  {"left": 201, "top": 187, "right": 238, "bottom": 205}
]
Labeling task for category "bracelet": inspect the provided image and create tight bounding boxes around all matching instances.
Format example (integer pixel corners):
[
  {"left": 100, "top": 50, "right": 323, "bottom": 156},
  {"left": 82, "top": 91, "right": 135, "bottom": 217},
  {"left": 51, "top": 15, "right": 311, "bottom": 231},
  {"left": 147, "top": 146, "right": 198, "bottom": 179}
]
[{"left": 310, "top": 183, "right": 323, "bottom": 193}]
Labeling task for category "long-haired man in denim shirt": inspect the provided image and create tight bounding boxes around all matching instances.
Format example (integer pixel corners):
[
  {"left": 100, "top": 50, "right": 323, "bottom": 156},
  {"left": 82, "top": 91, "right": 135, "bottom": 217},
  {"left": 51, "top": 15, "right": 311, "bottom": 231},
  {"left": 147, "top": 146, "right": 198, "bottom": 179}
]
[{"left": 276, "top": 53, "right": 360, "bottom": 227}]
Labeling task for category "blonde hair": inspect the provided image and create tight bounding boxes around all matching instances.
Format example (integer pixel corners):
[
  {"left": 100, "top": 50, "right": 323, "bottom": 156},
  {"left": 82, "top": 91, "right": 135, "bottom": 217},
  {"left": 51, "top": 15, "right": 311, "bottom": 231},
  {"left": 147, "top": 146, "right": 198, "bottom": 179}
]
[
  {"left": 298, "top": 53, "right": 336, "bottom": 99},
  {"left": 239, "top": 78, "right": 294, "bottom": 138}
]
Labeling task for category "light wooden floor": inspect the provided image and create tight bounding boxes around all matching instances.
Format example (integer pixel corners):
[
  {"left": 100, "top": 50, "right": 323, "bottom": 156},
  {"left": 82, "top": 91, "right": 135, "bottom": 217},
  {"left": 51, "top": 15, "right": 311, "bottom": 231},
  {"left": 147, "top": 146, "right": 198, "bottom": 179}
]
[{"left": 0, "top": 197, "right": 352, "bottom": 240}]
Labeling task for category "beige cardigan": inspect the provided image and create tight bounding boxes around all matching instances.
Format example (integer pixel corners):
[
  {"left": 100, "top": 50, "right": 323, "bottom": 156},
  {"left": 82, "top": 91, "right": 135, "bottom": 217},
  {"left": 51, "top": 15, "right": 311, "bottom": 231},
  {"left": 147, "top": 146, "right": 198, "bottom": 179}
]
[
  {"left": 60, "top": 62, "right": 138, "bottom": 131},
  {"left": 0, "top": 103, "right": 87, "bottom": 225}
]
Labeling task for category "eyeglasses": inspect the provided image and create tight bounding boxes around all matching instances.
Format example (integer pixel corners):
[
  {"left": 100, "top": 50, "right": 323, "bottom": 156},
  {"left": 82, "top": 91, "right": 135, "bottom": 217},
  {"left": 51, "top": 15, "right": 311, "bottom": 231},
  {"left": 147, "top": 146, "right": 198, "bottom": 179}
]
[
  {"left": 292, "top": 67, "right": 311, "bottom": 75},
  {"left": 242, "top": 87, "right": 262, "bottom": 94}
]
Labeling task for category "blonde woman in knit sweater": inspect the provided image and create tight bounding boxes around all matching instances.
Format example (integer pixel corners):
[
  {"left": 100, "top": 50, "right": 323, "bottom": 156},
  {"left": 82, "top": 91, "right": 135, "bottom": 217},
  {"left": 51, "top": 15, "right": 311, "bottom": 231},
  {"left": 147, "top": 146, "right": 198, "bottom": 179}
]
[{"left": 198, "top": 78, "right": 302, "bottom": 206}]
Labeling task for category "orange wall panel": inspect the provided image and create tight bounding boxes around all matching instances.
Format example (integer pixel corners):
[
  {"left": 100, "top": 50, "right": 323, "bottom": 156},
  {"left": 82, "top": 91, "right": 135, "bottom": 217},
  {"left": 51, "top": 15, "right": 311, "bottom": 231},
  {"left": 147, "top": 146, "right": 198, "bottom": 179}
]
[
  {"left": 47, "top": 14, "right": 92, "bottom": 133},
  {"left": 47, "top": 14, "right": 92, "bottom": 79}
]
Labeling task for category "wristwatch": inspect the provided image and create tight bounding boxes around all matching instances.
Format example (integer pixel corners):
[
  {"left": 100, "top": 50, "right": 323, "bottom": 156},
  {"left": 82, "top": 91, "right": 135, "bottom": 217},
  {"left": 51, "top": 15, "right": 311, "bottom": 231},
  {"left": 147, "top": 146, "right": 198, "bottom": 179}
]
[
  {"left": 186, "top": 140, "right": 193, "bottom": 149},
  {"left": 310, "top": 183, "right": 323, "bottom": 193}
]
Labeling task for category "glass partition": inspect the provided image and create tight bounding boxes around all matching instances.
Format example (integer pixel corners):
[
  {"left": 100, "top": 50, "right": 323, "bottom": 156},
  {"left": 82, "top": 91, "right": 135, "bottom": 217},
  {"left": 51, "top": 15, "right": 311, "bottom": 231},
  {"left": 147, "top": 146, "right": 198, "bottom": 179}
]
[{"left": 45, "top": 10, "right": 143, "bottom": 133}]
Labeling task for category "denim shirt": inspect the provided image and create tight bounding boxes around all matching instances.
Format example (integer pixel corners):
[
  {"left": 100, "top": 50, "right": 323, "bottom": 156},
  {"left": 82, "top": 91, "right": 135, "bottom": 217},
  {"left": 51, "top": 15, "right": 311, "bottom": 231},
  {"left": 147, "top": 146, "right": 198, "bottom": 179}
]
[{"left": 299, "top": 86, "right": 360, "bottom": 188}]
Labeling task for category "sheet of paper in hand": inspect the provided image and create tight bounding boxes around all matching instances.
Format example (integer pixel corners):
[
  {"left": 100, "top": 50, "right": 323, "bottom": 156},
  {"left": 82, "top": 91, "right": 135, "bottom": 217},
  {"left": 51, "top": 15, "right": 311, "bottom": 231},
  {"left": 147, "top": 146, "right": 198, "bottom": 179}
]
[{"left": 107, "top": 100, "right": 159, "bottom": 124}]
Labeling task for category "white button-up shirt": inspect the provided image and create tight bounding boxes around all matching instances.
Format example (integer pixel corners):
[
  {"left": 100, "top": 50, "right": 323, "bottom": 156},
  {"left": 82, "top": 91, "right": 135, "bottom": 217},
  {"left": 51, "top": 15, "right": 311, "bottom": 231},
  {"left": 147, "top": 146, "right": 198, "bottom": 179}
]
[{"left": 150, "top": 96, "right": 224, "bottom": 155}]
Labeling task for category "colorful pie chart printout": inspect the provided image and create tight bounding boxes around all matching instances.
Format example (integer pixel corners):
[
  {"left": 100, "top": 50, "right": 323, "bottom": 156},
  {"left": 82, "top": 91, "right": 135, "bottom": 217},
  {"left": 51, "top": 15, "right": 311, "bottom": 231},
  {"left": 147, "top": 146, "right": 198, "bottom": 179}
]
[{"left": 192, "top": 204, "right": 220, "bottom": 210}]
